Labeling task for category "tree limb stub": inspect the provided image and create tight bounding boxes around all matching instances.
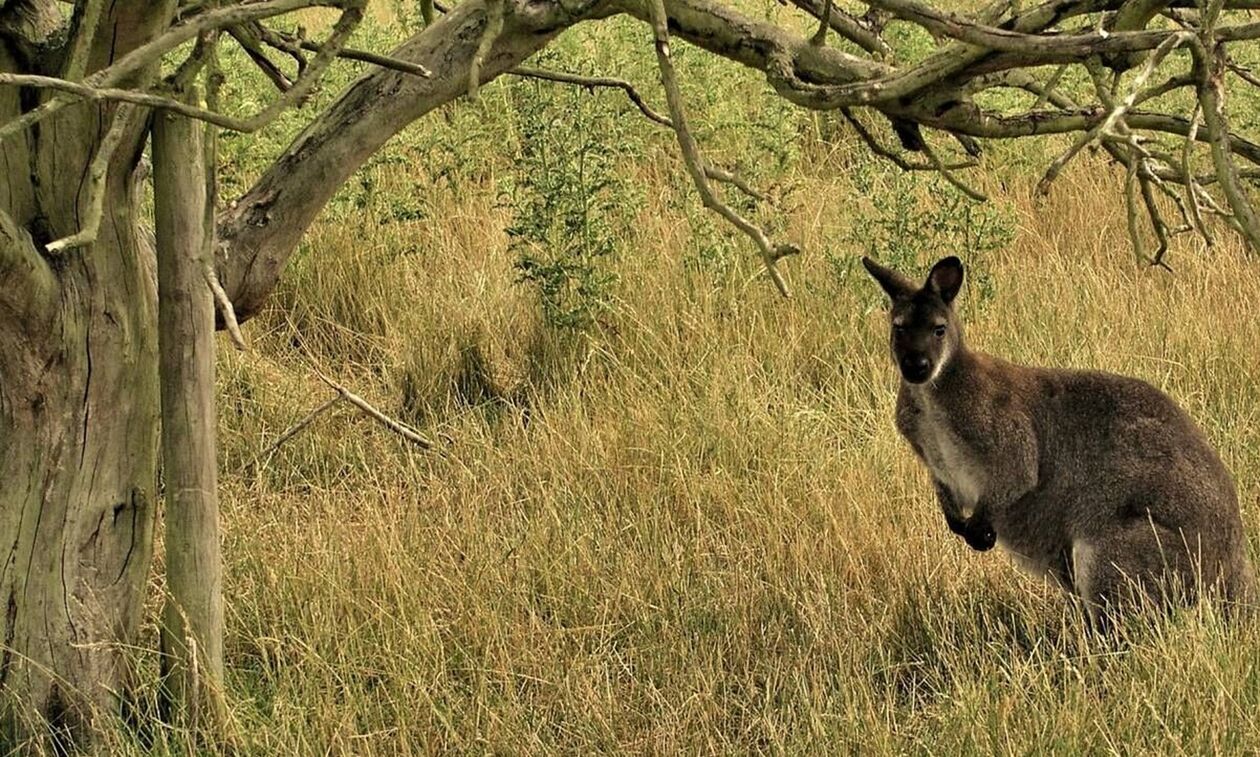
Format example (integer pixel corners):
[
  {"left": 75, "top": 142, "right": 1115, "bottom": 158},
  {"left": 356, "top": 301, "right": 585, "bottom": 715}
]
[{"left": 510, "top": 66, "right": 672, "bottom": 126}]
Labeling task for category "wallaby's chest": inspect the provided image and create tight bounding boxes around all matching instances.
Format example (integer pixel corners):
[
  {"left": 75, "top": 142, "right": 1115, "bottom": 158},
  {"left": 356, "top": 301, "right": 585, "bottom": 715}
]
[{"left": 899, "top": 397, "right": 987, "bottom": 514}]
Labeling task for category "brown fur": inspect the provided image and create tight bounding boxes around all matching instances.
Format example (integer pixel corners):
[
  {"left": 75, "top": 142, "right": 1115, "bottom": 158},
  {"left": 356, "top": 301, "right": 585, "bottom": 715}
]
[{"left": 864, "top": 255, "right": 1255, "bottom": 624}]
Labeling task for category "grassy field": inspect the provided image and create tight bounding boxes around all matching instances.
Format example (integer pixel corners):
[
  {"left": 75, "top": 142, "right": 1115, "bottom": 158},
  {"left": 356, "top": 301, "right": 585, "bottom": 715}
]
[{"left": 121, "top": 5, "right": 1260, "bottom": 754}]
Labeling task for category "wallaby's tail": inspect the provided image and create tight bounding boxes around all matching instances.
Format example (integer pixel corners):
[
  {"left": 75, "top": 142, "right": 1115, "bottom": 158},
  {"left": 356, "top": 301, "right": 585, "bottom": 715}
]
[{"left": 1224, "top": 545, "right": 1258, "bottom": 619}]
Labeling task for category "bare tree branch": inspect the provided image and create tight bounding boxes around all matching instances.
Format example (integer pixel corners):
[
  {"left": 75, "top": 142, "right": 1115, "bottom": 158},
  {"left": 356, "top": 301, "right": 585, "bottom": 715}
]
[
  {"left": 261, "top": 25, "right": 434, "bottom": 77},
  {"left": 841, "top": 107, "right": 977, "bottom": 173},
  {"left": 511, "top": 63, "right": 773, "bottom": 202},
  {"left": 702, "top": 165, "right": 768, "bottom": 201},
  {"left": 1139, "top": 170, "right": 1174, "bottom": 269},
  {"left": 923, "top": 140, "right": 988, "bottom": 201},
  {"left": 0, "top": 6, "right": 366, "bottom": 141},
  {"left": 1194, "top": 1, "right": 1260, "bottom": 250},
  {"left": 204, "top": 258, "right": 247, "bottom": 351},
  {"left": 811, "top": 0, "right": 833, "bottom": 46},
  {"left": 647, "top": 0, "right": 796, "bottom": 296},
  {"left": 206, "top": 0, "right": 1260, "bottom": 328},
  {"left": 0, "top": 0, "right": 363, "bottom": 143},
  {"left": 1037, "top": 31, "right": 1194, "bottom": 194},
  {"left": 250, "top": 395, "right": 342, "bottom": 470},
  {"left": 786, "top": 0, "right": 891, "bottom": 55},
  {"left": 469, "top": 0, "right": 505, "bottom": 98},
  {"left": 0, "top": 73, "right": 277, "bottom": 130},
  {"left": 314, "top": 369, "right": 434, "bottom": 449},
  {"left": 510, "top": 66, "right": 672, "bottom": 126},
  {"left": 217, "top": 0, "right": 583, "bottom": 325},
  {"left": 229, "top": 23, "right": 295, "bottom": 92},
  {"left": 45, "top": 103, "right": 140, "bottom": 253}
]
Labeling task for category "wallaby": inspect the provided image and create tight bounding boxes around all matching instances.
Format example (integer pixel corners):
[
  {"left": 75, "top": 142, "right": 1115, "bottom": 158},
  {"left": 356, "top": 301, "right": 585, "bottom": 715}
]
[{"left": 862, "top": 255, "right": 1255, "bottom": 624}]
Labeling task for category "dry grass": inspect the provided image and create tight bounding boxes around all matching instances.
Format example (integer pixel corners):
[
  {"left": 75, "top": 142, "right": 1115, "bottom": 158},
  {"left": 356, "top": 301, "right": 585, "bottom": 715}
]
[
  {"left": 176, "top": 158, "right": 1260, "bottom": 754},
  {"left": 104, "top": 8, "right": 1260, "bottom": 755}
]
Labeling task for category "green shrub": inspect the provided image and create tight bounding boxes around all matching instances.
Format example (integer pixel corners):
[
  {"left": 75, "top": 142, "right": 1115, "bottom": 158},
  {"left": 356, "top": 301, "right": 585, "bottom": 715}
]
[{"left": 504, "top": 68, "right": 643, "bottom": 332}]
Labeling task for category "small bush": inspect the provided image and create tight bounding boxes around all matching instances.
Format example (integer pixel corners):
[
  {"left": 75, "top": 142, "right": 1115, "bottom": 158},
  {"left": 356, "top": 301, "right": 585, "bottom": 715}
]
[{"left": 504, "top": 67, "right": 643, "bottom": 332}]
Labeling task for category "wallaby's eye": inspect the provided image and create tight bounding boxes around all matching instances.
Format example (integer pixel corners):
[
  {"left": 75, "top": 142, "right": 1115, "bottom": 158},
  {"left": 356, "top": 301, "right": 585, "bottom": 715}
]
[
  {"left": 893, "top": 325, "right": 906, "bottom": 335},
  {"left": 933, "top": 325, "right": 946, "bottom": 337}
]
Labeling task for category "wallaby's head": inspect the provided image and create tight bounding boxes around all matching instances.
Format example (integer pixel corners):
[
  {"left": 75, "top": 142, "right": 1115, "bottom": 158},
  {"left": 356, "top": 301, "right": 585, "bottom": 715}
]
[{"left": 862, "top": 256, "right": 965, "bottom": 385}]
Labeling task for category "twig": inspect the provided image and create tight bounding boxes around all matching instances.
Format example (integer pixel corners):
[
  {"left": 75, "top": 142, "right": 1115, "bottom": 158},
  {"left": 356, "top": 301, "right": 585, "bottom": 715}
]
[
  {"left": 314, "top": 369, "right": 434, "bottom": 449},
  {"left": 252, "top": 395, "right": 342, "bottom": 467},
  {"left": 1181, "top": 103, "right": 1214, "bottom": 246},
  {"left": 703, "top": 165, "right": 767, "bottom": 201},
  {"left": 228, "top": 24, "right": 294, "bottom": 92},
  {"left": 0, "top": 74, "right": 252, "bottom": 129},
  {"left": 1140, "top": 158, "right": 1194, "bottom": 237},
  {"left": 510, "top": 67, "right": 671, "bottom": 126},
  {"left": 1225, "top": 56, "right": 1260, "bottom": 88},
  {"left": 1037, "top": 32, "right": 1193, "bottom": 195},
  {"left": 203, "top": 257, "right": 247, "bottom": 350},
  {"left": 226, "top": 7, "right": 365, "bottom": 129},
  {"left": 199, "top": 36, "right": 248, "bottom": 351},
  {"left": 262, "top": 26, "right": 433, "bottom": 78},
  {"left": 1031, "top": 64, "right": 1067, "bottom": 110},
  {"left": 646, "top": 0, "right": 795, "bottom": 296},
  {"left": 1124, "top": 153, "right": 1146, "bottom": 265},
  {"left": 785, "top": 0, "right": 890, "bottom": 56},
  {"left": 469, "top": 0, "right": 504, "bottom": 99},
  {"left": 1138, "top": 173, "right": 1173, "bottom": 270},
  {"left": 251, "top": 21, "right": 310, "bottom": 78},
  {"left": 510, "top": 66, "right": 769, "bottom": 202},
  {"left": 922, "top": 140, "right": 987, "bottom": 201},
  {"left": 1132, "top": 72, "right": 1197, "bottom": 108},
  {"left": 841, "top": 108, "right": 976, "bottom": 172},
  {"left": 811, "top": 0, "right": 832, "bottom": 46},
  {"left": 45, "top": 103, "right": 139, "bottom": 253}
]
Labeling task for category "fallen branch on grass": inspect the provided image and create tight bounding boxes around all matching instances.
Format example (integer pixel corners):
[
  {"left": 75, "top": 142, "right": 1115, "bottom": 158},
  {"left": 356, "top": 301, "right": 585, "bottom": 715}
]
[{"left": 314, "top": 369, "right": 434, "bottom": 449}]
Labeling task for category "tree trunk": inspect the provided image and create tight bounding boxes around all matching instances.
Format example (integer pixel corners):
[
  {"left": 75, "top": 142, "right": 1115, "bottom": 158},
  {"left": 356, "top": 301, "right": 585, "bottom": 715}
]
[
  {"left": 0, "top": 6, "right": 168, "bottom": 745},
  {"left": 0, "top": 136, "right": 158, "bottom": 748},
  {"left": 153, "top": 100, "right": 226, "bottom": 735}
]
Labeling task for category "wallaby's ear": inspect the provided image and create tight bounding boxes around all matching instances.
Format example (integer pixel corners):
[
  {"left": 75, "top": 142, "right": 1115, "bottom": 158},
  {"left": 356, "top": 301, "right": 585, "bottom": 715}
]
[
  {"left": 927, "top": 256, "right": 964, "bottom": 304},
  {"left": 862, "top": 257, "right": 916, "bottom": 300}
]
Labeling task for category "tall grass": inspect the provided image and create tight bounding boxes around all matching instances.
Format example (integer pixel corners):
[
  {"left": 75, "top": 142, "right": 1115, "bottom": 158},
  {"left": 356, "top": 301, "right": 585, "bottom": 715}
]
[{"left": 97, "top": 6, "right": 1260, "bottom": 755}]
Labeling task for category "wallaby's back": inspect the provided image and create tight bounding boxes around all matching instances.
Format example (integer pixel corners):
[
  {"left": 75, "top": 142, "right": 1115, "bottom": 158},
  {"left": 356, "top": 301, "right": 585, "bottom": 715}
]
[{"left": 950, "top": 355, "right": 1251, "bottom": 605}]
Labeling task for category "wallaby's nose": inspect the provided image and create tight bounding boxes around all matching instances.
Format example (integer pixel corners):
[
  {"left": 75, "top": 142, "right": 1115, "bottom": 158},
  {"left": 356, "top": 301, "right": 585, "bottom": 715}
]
[{"left": 901, "top": 356, "right": 932, "bottom": 383}]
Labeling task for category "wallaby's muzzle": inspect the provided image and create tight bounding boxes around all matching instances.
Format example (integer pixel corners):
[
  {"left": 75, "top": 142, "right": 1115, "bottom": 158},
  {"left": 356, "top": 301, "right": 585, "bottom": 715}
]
[{"left": 899, "top": 355, "right": 933, "bottom": 384}]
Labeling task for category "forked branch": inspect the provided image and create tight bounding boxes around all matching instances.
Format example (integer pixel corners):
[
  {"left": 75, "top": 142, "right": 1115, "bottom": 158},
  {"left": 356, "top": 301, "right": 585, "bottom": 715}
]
[
  {"left": 646, "top": 0, "right": 796, "bottom": 295},
  {"left": 313, "top": 369, "right": 434, "bottom": 449}
]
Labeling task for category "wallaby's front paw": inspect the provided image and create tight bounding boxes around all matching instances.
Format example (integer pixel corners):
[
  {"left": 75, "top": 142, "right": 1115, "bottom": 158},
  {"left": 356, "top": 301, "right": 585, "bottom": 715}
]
[
  {"left": 963, "top": 521, "right": 996, "bottom": 552},
  {"left": 944, "top": 512, "right": 969, "bottom": 537}
]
